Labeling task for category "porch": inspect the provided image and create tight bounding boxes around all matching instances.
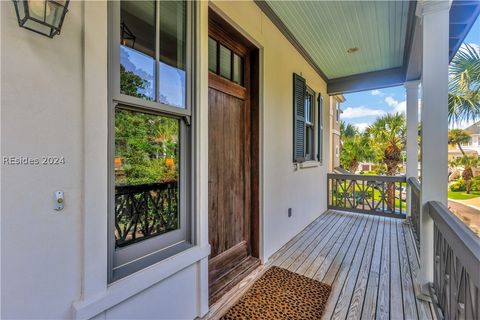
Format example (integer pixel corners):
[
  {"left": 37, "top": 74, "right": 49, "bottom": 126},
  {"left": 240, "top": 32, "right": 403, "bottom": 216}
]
[{"left": 207, "top": 210, "right": 435, "bottom": 319}]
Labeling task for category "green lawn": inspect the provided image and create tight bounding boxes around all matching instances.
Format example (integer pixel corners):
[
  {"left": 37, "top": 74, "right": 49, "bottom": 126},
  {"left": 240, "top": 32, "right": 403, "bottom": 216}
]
[
  {"left": 448, "top": 191, "right": 480, "bottom": 200},
  {"left": 332, "top": 185, "right": 405, "bottom": 212}
]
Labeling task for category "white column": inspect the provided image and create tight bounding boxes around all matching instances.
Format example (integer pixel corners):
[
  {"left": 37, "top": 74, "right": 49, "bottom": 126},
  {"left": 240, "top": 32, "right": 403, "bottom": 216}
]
[
  {"left": 405, "top": 81, "right": 420, "bottom": 217},
  {"left": 418, "top": 0, "right": 450, "bottom": 292}
]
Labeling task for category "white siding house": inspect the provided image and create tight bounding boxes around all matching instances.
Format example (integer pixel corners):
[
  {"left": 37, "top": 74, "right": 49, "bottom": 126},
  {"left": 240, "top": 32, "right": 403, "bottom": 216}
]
[{"left": 1, "top": 1, "right": 478, "bottom": 319}]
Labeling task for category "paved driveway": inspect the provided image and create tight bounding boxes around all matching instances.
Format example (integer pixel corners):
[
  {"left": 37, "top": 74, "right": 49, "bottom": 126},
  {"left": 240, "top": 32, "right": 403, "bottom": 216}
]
[{"left": 448, "top": 200, "right": 480, "bottom": 236}]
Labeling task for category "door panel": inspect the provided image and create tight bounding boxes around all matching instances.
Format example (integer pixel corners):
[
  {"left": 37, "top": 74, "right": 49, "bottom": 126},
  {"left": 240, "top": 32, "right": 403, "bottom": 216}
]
[{"left": 208, "top": 87, "right": 246, "bottom": 259}]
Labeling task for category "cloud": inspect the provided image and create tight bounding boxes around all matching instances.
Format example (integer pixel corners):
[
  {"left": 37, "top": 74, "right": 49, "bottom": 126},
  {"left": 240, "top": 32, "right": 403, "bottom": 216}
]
[
  {"left": 460, "top": 43, "right": 480, "bottom": 53},
  {"left": 371, "top": 89, "right": 383, "bottom": 96},
  {"left": 385, "top": 96, "right": 406, "bottom": 114},
  {"left": 354, "top": 123, "right": 369, "bottom": 132},
  {"left": 342, "top": 106, "right": 386, "bottom": 119}
]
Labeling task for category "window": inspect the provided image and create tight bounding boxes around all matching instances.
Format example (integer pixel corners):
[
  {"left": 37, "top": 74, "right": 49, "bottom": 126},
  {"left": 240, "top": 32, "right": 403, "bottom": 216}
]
[
  {"left": 318, "top": 94, "right": 323, "bottom": 163},
  {"left": 336, "top": 103, "right": 340, "bottom": 122},
  {"left": 109, "top": 0, "right": 193, "bottom": 282},
  {"left": 208, "top": 36, "right": 244, "bottom": 86},
  {"left": 305, "top": 88, "right": 315, "bottom": 161},
  {"left": 119, "top": 1, "right": 187, "bottom": 108},
  {"left": 293, "top": 73, "right": 322, "bottom": 164}
]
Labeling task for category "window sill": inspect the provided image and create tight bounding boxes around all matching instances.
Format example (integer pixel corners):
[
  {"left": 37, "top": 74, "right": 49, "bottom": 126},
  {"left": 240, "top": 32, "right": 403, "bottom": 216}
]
[
  {"left": 299, "top": 161, "right": 320, "bottom": 169},
  {"left": 72, "top": 244, "right": 210, "bottom": 320}
]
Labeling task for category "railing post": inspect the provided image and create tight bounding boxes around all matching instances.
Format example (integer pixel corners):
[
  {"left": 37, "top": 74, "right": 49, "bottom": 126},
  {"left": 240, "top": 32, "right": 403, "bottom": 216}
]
[
  {"left": 405, "top": 80, "right": 420, "bottom": 218},
  {"left": 417, "top": 0, "right": 450, "bottom": 295}
]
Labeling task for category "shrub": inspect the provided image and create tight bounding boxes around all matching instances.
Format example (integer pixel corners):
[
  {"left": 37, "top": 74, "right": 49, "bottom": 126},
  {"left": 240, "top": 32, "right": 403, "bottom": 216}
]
[
  {"left": 450, "top": 179, "right": 466, "bottom": 192},
  {"left": 470, "top": 176, "right": 480, "bottom": 191}
]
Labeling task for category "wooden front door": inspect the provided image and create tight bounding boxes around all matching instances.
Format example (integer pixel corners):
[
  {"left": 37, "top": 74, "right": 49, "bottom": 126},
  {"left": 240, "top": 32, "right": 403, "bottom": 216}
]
[{"left": 208, "top": 10, "right": 259, "bottom": 305}]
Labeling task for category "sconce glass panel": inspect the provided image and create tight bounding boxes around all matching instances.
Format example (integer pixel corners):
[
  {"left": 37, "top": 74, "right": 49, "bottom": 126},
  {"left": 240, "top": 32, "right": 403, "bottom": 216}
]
[{"left": 13, "top": 0, "right": 70, "bottom": 38}]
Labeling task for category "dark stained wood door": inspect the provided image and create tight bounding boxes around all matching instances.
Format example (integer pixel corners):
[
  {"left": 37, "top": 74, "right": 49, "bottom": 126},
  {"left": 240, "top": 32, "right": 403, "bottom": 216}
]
[
  {"left": 207, "top": 10, "right": 260, "bottom": 305},
  {"left": 208, "top": 88, "right": 247, "bottom": 259}
]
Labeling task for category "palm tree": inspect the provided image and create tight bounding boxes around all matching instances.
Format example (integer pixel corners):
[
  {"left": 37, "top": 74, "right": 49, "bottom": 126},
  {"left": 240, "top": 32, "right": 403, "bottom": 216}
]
[
  {"left": 448, "top": 44, "right": 480, "bottom": 124},
  {"left": 340, "top": 134, "right": 372, "bottom": 173},
  {"left": 340, "top": 121, "right": 358, "bottom": 139},
  {"left": 453, "top": 156, "right": 480, "bottom": 194},
  {"left": 367, "top": 113, "right": 406, "bottom": 210},
  {"left": 448, "top": 129, "right": 471, "bottom": 156},
  {"left": 368, "top": 113, "right": 406, "bottom": 175}
]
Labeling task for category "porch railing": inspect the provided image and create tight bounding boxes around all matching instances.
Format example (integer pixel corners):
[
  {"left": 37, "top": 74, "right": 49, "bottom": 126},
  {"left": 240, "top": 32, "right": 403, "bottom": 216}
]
[
  {"left": 408, "top": 177, "right": 421, "bottom": 248},
  {"left": 115, "top": 181, "right": 178, "bottom": 248},
  {"left": 428, "top": 201, "right": 480, "bottom": 320},
  {"left": 327, "top": 173, "right": 407, "bottom": 219}
]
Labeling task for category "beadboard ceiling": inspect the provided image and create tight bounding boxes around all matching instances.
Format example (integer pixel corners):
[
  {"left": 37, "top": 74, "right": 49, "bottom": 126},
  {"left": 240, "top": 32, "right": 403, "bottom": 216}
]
[{"left": 265, "top": 1, "right": 411, "bottom": 79}]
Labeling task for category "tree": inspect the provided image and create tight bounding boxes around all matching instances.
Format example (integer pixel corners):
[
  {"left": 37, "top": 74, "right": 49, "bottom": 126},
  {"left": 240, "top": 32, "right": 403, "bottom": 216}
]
[
  {"left": 340, "top": 134, "right": 372, "bottom": 173},
  {"left": 448, "top": 44, "right": 480, "bottom": 124},
  {"left": 120, "top": 65, "right": 149, "bottom": 99},
  {"left": 448, "top": 129, "right": 471, "bottom": 156},
  {"left": 116, "top": 65, "right": 179, "bottom": 186},
  {"left": 452, "top": 156, "right": 480, "bottom": 194},
  {"left": 367, "top": 113, "right": 406, "bottom": 210},
  {"left": 340, "top": 121, "right": 358, "bottom": 139},
  {"left": 367, "top": 113, "right": 406, "bottom": 175}
]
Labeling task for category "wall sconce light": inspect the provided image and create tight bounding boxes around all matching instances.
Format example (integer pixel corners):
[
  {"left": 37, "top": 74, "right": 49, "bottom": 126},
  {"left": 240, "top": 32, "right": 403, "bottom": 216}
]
[
  {"left": 12, "top": 0, "right": 70, "bottom": 38},
  {"left": 121, "top": 22, "right": 136, "bottom": 49}
]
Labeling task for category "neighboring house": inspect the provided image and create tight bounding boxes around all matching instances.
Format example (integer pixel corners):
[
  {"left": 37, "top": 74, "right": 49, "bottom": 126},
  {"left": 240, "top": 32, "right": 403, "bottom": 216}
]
[
  {"left": 464, "top": 121, "right": 480, "bottom": 148},
  {"left": 358, "top": 162, "right": 376, "bottom": 173},
  {"left": 330, "top": 95, "right": 344, "bottom": 170},
  {"left": 448, "top": 121, "right": 480, "bottom": 160},
  {"left": 448, "top": 146, "right": 478, "bottom": 161},
  {"left": 1, "top": 1, "right": 478, "bottom": 320}
]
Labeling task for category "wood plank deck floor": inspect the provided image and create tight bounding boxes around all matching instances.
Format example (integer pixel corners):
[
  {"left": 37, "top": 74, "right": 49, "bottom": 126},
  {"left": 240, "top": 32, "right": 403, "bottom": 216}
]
[{"left": 205, "top": 210, "right": 435, "bottom": 320}]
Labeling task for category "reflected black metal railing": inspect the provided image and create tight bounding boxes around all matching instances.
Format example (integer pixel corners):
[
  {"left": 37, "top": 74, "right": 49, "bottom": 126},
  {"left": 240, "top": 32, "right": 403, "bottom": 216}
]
[
  {"left": 428, "top": 201, "right": 480, "bottom": 320},
  {"left": 115, "top": 181, "right": 178, "bottom": 248},
  {"left": 408, "top": 177, "right": 421, "bottom": 249},
  {"left": 327, "top": 173, "right": 407, "bottom": 219}
]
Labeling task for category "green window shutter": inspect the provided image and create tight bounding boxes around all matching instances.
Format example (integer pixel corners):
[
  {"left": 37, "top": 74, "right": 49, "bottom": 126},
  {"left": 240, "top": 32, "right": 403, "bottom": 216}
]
[
  {"left": 318, "top": 94, "right": 323, "bottom": 163},
  {"left": 293, "top": 73, "right": 306, "bottom": 163}
]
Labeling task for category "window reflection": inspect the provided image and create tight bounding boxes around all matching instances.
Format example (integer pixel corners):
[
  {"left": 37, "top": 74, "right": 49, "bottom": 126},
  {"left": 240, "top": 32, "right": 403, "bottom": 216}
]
[
  {"left": 159, "top": 1, "right": 186, "bottom": 108},
  {"left": 120, "top": 1, "right": 156, "bottom": 101},
  {"left": 120, "top": 46, "right": 156, "bottom": 101},
  {"left": 114, "top": 109, "right": 180, "bottom": 247},
  {"left": 119, "top": 1, "right": 187, "bottom": 108}
]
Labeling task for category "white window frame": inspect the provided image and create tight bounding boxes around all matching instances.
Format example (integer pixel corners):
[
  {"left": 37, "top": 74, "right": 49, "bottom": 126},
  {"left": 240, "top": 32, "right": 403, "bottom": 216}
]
[{"left": 305, "top": 87, "right": 316, "bottom": 161}]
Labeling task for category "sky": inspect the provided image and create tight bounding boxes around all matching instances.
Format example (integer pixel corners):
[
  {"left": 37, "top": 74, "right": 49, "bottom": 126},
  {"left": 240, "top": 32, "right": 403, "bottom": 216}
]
[{"left": 341, "top": 16, "right": 480, "bottom": 132}]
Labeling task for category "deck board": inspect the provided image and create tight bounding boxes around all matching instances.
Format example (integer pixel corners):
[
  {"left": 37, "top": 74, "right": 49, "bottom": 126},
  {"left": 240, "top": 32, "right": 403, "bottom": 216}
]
[
  {"left": 282, "top": 213, "right": 344, "bottom": 271},
  {"left": 376, "top": 218, "right": 391, "bottom": 320},
  {"left": 397, "top": 220, "right": 419, "bottom": 319},
  {"left": 205, "top": 210, "right": 435, "bottom": 320},
  {"left": 361, "top": 217, "right": 385, "bottom": 319},
  {"left": 390, "top": 218, "right": 404, "bottom": 319},
  {"left": 327, "top": 215, "right": 377, "bottom": 320}
]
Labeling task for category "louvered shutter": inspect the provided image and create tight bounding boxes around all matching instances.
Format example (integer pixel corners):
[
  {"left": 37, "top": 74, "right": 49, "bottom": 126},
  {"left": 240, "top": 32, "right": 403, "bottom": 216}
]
[
  {"left": 318, "top": 94, "right": 323, "bottom": 163},
  {"left": 293, "top": 73, "right": 306, "bottom": 163}
]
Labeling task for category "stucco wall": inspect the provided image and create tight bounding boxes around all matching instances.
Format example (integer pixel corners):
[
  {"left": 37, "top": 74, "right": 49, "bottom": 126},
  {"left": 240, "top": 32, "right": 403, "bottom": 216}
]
[
  {"left": 1, "top": 1, "right": 330, "bottom": 319},
  {"left": 1, "top": 1, "right": 83, "bottom": 318}
]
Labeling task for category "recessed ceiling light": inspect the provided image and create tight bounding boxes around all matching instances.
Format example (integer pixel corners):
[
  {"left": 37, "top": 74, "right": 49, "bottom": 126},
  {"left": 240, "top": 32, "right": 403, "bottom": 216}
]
[{"left": 347, "top": 47, "right": 359, "bottom": 54}]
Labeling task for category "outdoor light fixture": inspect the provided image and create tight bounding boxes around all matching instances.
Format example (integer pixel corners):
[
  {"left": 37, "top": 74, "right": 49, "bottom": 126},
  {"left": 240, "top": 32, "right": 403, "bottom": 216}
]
[
  {"left": 121, "top": 22, "right": 136, "bottom": 49},
  {"left": 12, "top": 0, "right": 70, "bottom": 38}
]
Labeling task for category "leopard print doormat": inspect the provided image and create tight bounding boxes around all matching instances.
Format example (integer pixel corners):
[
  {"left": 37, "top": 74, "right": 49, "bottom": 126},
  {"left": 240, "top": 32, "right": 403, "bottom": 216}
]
[{"left": 220, "top": 266, "right": 331, "bottom": 320}]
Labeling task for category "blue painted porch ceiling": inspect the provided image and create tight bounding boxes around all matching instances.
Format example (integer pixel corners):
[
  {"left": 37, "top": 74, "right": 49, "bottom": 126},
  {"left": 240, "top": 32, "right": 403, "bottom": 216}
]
[{"left": 266, "top": 1, "right": 410, "bottom": 79}]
